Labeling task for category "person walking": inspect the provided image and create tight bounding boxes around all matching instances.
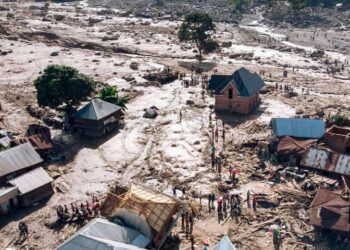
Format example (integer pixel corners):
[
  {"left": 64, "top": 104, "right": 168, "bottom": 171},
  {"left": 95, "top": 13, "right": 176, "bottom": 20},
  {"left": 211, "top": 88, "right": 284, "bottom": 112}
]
[
  {"left": 252, "top": 196, "right": 257, "bottom": 211},
  {"left": 247, "top": 190, "right": 251, "bottom": 209},
  {"left": 179, "top": 110, "right": 182, "bottom": 122},
  {"left": 189, "top": 212, "right": 194, "bottom": 235}
]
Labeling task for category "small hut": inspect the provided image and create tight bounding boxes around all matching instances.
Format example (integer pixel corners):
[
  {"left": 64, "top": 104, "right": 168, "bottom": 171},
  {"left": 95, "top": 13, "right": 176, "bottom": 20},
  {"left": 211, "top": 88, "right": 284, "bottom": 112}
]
[{"left": 72, "top": 98, "right": 122, "bottom": 137}]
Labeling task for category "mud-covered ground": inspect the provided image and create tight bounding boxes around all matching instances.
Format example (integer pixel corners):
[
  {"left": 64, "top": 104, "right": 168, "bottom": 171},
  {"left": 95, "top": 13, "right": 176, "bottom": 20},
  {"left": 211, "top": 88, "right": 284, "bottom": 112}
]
[{"left": 0, "top": 1, "right": 350, "bottom": 250}]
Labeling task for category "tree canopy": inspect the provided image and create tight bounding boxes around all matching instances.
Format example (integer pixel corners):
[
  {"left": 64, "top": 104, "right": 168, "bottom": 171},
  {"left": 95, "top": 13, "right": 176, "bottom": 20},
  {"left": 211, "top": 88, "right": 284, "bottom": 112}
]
[
  {"left": 178, "top": 12, "right": 219, "bottom": 61},
  {"left": 98, "top": 86, "right": 129, "bottom": 111},
  {"left": 34, "top": 65, "right": 95, "bottom": 112}
]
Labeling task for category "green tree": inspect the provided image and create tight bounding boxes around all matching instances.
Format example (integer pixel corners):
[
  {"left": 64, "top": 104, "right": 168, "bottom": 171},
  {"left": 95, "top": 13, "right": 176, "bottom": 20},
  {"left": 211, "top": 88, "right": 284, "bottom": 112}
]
[
  {"left": 231, "top": 0, "right": 250, "bottom": 10},
  {"left": 34, "top": 65, "right": 95, "bottom": 112},
  {"left": 98, "top": 86, "right": 129, "bottom": 111},
  {"left": 178, "top": 12, "right": 219, "bottom": 61},
  {"left": 288, "top": 0, "right": 307, "bottom": 23}
]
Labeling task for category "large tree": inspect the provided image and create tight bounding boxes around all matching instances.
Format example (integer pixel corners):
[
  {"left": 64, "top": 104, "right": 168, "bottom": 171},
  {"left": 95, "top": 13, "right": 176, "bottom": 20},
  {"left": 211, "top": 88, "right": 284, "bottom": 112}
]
[
  {"left": 178, "top": 12, "right": 219, "bottom": 61},
  {"left": 98, "top": 86, "right": 129, "bottom": 111},
  {"left": 34, "top": 65, "right": 95, "bottom": 112}
]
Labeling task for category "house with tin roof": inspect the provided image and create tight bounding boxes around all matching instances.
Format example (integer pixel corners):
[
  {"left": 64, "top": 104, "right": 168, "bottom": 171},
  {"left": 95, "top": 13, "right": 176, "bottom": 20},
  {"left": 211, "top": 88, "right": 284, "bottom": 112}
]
[
  {"left": 72, "top": 99, "right": 122, "bottom": 137},
  {"left": 208, "top": 67, "right": 265, "bottom": 114}
]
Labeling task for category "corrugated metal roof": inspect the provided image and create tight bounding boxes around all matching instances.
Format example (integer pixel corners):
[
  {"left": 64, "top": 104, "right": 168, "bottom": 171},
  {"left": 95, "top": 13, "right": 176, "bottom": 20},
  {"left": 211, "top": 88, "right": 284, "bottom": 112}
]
[
  {"left": 236, "top": 67, "right": 265, "bottom": 97},
  {"left": 0, "top": 186, "right": 18, "bottom": 203},
  {"left": 57, "top": 218, "right": 148, "bottom": 250},
  {"left": 208, "top": 75, "right": 230, "bottom": 91},
  {"left": 301, "top": 147, "right": 350, "bottom": 175},
  {"left": 0, "top": 136, "right": 11, "bottom": 148},
  {"left": 310, "top": 189, "right": 350, "bottom": 233},
  {"left": 12, "top": 134, "right": 53, "bottom": 150},
  {"left": 73, "top": 99, "right": 121, "bottom": 121},
  {"left": 9, "top": 167, "right": 53, "bottom": 194},
  {"left": 271, "top": 118, "right": 325, "bottom": 139},
  {"left": 211, "top": 67, "right": 265, "bottom": 97},
  {"left": 0, "top": 142, "right": 43, "bottom": 178}
]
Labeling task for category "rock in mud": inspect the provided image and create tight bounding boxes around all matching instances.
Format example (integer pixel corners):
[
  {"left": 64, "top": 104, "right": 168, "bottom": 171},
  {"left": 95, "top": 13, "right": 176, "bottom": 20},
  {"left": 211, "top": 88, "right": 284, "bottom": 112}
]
[
  {"left": 143, "top": 108, "right": 158, "bottom": 119},
  {"left": 50, "top": 51, "right": 59, "bottom": 56}
]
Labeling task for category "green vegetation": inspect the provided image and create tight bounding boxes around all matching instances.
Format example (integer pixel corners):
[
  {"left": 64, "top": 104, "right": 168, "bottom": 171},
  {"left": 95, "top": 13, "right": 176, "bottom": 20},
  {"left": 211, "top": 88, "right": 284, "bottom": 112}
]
[
  {"left": 231, "top": 0, "right": 250, "bottom": 10},
  {"left": 34, "top": 65, "right": 95, "bottom": 112},
  {"left": 330, "top": 113, "right": 348, "bottom": 126},
  {"left": 178, "top": 12, "right": 219, "bottom": 61},
  {"left": 98, "top": 86, "right": 129, "bottom": 111}
]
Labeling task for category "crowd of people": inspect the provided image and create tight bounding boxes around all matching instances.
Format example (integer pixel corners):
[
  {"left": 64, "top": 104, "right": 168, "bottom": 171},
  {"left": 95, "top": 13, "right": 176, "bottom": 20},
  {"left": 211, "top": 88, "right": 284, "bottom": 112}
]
[{"left": 55, "top": 196, "right": 101, "bottom": 224}]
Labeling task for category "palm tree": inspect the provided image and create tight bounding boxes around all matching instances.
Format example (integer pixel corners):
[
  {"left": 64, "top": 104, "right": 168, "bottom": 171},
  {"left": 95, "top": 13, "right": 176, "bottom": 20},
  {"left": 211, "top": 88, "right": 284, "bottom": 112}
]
[{"left": 98, "top": 86, "right": 129, "bottom": 111}]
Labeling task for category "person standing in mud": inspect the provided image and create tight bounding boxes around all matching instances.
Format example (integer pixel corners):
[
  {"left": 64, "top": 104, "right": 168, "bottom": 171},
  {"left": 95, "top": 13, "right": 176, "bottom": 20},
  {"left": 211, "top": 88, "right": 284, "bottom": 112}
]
[
  {"left": 181, "top": 212, "right": 185, "bottom": 230},
  {"left": 185, "top": 211, "right": 189, "bottom": 236},
  {"left": 247, "top": 190, "right": 251, "bottom": 209},
  {"left": 189, "top": 212, "right": 194, "bottom": 235}
]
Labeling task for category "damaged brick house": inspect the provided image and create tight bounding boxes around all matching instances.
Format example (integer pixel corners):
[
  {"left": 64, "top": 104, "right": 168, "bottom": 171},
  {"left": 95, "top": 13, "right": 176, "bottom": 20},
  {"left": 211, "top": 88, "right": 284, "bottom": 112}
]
[
  {"left": 324, "top": 125, "right": 350, "bottom": 154},
  {"left": 208, "top": 67, "right": 265, "bottom": 114}
]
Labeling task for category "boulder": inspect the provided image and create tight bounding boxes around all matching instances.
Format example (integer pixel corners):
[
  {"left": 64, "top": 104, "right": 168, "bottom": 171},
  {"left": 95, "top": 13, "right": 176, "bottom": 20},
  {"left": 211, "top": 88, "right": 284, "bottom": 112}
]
[
  {"left": 143, "top": 108, "right": 158, "bottom": 119},
  {"left": 50, "top": 51, "right": 59, "bottom": 56},
  {"left": 221, "top": 41, "right": 232, "bottom": 48}
]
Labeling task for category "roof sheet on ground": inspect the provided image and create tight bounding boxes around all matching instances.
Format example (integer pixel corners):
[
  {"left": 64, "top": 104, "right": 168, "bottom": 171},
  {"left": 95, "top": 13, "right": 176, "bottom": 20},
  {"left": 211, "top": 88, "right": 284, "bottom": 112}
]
[
  {"left": 310, "top": 189, "right": 350, "bottom": 233},
  {"left": 271, "top": 118, "right": 325, "bottom": 139},
  {"left": 0, "top": 142, "right": 43, "bottom": 178},
  {"left": 9, "top": 167, "right": 53, "bottom": 194},
  {"left": 57, "top": 218, "right": 148, "bottom": 250},
  {"left": 213, "top": 235, "right": 237, "bottom": 250},
  {"left": 73, "top": 99, "right": 121, "bottom": 121}
]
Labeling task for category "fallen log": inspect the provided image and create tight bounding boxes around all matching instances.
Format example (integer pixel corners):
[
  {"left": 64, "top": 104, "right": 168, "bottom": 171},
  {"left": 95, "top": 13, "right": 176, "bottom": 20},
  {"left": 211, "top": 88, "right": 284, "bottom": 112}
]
[{"left": 251, "top": 217, "right": 280, "bottom": 232}]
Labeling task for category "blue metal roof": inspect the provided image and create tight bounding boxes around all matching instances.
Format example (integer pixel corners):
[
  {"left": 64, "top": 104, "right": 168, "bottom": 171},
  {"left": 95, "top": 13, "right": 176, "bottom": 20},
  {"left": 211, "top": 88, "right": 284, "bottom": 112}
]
[
  {"left": 209, "top": 67, "right": 265, "bottom": 97},
  {"left": 208, "top": 75, "right": 230, "bottom": 91},
  {"left": 271, "top": 118, "right": 325, "bottom": 139}
]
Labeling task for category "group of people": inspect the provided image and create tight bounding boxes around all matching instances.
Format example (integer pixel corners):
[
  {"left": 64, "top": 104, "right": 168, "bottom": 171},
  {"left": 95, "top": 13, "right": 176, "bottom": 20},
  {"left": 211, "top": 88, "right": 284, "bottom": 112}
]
[{"left": 55, "top": 196, "right": 100, "bottom": 224}]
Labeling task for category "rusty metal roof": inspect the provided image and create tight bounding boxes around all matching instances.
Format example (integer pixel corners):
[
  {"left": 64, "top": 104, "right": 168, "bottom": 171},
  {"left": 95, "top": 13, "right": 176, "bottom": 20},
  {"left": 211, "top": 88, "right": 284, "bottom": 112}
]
[
  {"left": 301, "top": 147, "right": 350, "bottom": 176},
  {"left": 12, "top": 134, "right": 53, "bottom": 150},
  {"left": 310, "top": 189, "right": 350, "bottom": 233},
  {"left": 0, "top": 142, "right": 43, "bottom": 178}
]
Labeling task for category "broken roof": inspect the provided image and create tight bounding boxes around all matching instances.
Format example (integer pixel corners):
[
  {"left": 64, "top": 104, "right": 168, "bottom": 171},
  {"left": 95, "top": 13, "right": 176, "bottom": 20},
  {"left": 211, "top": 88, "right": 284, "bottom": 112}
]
[
  {"left": 310, "top": 189, "right": 350, "bottom": 233},
  {"left": 73, "top": 99, "right": 122, "bottom": 121},
  {"left": 276, "top": 136, "right": 316, "bottom": 160},
  {"left": 101, "top": 183, "right": 185, "bottom": 249},
  {"left": 9, "top": 167, "right": 53, "bottom": 195},
  {"left": 0, "top": 142, "right": 43, "bottom": 178},
  {"left": 210, "top": 67, "right": 265, "bottom": 97},
  {"left": 57, "top": 218, "right": 148, "bottom": 250},
  {"left": 301, "top": 147, "right": 350, "bottom": 176},
  {"left": 271, "top": 118, "right": 325, "bottom": 139},
  {"left": 11, "top": 134, "right": 53, "bottom": 151}
]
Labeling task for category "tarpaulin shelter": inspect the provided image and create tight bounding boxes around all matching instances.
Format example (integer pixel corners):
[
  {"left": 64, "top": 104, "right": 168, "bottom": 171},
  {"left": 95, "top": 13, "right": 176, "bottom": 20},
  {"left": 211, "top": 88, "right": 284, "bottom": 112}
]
[
  {"left": 213, "top": 235, "right": 237, "bottom": 250},
  {"left": 100, "top": 183, "right": 186, "bottom": 249},
  {"left": 310, "top": 189, "right": 350, "bottom": 235}
]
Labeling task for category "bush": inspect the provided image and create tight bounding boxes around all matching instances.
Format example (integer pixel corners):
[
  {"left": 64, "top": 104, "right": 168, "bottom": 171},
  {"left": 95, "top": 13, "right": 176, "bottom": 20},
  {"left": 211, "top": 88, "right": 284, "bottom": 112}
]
[{"left": 330, "top": 113, "right": 347, "bottom": 126}]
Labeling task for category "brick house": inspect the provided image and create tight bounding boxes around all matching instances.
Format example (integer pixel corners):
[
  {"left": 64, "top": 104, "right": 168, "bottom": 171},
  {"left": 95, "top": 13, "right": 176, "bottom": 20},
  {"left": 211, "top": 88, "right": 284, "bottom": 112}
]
[
  {"left": 208, "top": 67, "right": 265, "bottom": 114},
  {"left": 324, "top": 125, "right": 350, "bottom": 154}
]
